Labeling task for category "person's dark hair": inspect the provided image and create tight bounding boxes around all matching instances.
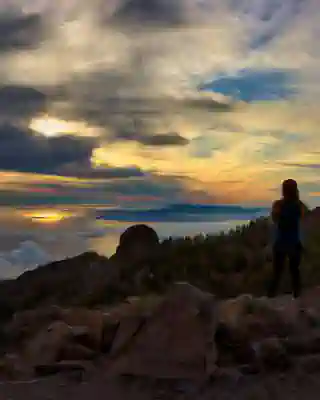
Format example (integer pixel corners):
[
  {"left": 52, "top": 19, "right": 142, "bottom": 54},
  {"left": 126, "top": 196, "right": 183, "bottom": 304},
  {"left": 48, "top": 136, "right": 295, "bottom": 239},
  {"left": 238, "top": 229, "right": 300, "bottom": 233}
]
[{"left": 282, "top": 179, "right": 300, "bottom": 201}]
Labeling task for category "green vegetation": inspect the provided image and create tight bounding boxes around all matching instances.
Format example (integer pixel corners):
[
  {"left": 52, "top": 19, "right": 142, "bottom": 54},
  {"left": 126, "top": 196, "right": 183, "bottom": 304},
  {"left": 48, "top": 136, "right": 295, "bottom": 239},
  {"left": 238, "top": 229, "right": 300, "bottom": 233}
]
[{"left": 144, "top": 216, "right": 320, "bottom": 299}]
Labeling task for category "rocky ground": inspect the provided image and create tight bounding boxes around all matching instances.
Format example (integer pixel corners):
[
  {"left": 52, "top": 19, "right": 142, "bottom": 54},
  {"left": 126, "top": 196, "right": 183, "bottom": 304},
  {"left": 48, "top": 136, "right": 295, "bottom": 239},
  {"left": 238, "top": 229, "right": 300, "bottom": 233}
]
[
  {"left": 0, "top": 217, "right": 319, "bottom": 399},
  {"left": 2, "top": 282, "right": 320, "bottom": 399}
]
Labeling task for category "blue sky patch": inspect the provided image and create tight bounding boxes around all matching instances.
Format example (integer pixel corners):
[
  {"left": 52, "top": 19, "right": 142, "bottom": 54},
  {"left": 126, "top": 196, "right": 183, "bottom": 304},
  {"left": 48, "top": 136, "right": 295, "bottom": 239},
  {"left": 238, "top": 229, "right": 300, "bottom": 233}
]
[{"left": 199, "top": 68, "right": 298, "bottom": 103}]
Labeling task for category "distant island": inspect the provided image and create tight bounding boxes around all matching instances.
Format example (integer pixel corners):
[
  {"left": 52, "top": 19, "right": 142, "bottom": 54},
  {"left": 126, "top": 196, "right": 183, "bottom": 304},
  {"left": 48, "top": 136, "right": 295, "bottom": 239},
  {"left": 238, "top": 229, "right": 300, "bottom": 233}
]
[{"left": 96, "top": 203, "right": 268, "bottom": 222}]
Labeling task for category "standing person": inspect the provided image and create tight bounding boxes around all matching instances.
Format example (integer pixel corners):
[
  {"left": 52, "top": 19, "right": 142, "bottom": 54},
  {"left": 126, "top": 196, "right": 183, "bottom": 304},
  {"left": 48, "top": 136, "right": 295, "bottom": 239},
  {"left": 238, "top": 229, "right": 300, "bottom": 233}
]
[{"left": 268, "top": 179, "right": 309, "bottom": 298}]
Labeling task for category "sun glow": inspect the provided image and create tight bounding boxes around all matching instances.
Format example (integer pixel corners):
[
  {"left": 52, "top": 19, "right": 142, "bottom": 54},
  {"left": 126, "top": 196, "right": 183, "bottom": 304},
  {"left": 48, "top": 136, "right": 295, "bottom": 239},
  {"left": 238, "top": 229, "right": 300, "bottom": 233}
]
[
  {"left": 29, "top": 115, "right": 99, "bottom": 137},
  {"left": 22, "top": 210, "right": 74, "bottom": 224}
]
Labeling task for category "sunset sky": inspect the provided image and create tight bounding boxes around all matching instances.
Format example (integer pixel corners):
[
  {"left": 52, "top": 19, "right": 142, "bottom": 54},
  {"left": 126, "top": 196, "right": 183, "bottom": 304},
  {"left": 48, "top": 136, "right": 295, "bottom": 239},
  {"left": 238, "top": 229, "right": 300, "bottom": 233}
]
[{"left": 0, "top": 0, "right": 319, "bottom": 277}]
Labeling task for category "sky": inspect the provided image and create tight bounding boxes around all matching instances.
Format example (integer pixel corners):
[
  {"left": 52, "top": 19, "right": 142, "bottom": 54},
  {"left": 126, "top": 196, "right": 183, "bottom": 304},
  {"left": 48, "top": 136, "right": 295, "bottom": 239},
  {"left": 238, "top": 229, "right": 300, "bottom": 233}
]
[{"left": 0, "top": 0, "right": 319, "bottom": 277}]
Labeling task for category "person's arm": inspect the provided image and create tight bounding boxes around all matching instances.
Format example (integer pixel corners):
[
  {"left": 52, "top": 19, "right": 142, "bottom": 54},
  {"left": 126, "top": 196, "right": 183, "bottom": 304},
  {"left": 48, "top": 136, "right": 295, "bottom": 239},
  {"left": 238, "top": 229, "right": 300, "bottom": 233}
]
[{"left": 271, "top": 200, "right": 281, "bottom": 223}]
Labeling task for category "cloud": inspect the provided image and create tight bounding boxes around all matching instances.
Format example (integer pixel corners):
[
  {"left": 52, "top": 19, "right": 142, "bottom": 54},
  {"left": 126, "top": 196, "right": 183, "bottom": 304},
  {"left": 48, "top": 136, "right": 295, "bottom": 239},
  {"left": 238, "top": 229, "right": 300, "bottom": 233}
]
[
  {"left": 0, "top": 0, "right": 318, "bottom": 207},
  {"left": 0, "top": 241, "right": 51, "bottom": 279},
  {"left": 0, "top": 85, "right": 47, "bottom": 119},
  {"left": 0, "top": 167, "right": 204, "bottom": 207},
  {"left": 0, "top": 123, "right": 95, "bottom": 174},
  {"left": 0, "top": 123, "right": 149, "bottom": 180},
  {"left": 111, "top": 0, "right": 187, "bottom": 26},
  {"left": 139, "top": 132, "right": 189, "bottom": 146},
  {"left": 280, "top": 162, "right": 320, "bottom": 169},
  {"left": 48, "top": 70, "right": 232, "bottom": 145},
  {"left": 0, "top": 12, "right": 44, "bottom": 53},
  {"left": 115, "top": 126, "right": 190, "bottom": 147},
  {"left": 245, "top": 0, "right": 307, "bottom": 49},
  {"left": 57, "top": 161, "right": 145, "bottom": 179},
  {"left": 109, "top": 0, "right": 217, "bottom": 27}
]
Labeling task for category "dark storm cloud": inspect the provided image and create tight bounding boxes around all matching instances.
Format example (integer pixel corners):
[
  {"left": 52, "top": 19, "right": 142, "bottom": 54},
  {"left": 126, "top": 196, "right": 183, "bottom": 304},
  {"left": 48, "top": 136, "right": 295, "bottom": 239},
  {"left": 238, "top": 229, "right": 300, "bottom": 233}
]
[
  {"left": 57, "top": 161, "right": 145, "bottom": 179},
  {"left": 0, "top": 13, "right": 44, "bottom": 53},
  {"left": 0, "top": 123, "right": 146, "bottom": 179},
  {"left": 116, "top": 127, "right": 189, "bottom": 147},
  {"left": 111, "top": 0, "right": 189, "bottom": 26},
  {"left": 0, "top": 85, "right": 47, "bottom": 119},
  {"left": 280, "top": 162, "right": 320, "bottom": 169},
  {"left": 0, "top": 123, "right": 95, "bottom": 174},
  {"left": 139, "top": 132, "right": 189, "bottom": 146}
]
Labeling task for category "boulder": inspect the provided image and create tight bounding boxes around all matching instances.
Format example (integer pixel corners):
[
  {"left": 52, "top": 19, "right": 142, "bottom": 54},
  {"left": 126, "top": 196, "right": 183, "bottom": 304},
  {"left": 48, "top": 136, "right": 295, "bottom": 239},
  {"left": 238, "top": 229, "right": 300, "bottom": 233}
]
[
  {"left": 217, "top": 294, "right": 253, "bottom": 329},
  {"left": 0, "top": 353, "right": 32, "bottom": 380},
  {"left": 59, "top": 308, "right": 107, "bottom": 350},
  {"left": 281, "top": 330, "right": 320, "bottom": 356},
  {"left": 110, "top": 283, "right": 218, "bottom": 380},
  {"left": 116, "top": 224, "right": 159, "bottom": 263},
  {"left": 59, "top": 343, "right": 96, "bottom": 361},
  {"left": 300, "top": 308, "right": 320, "bottom": 329},
  {"left": 297, "top": 354, "right": 320, "bottom": 374},
  {"left": 23, "top": 321, "right": 72, "bottom": 368},
  {"left": 215, "top": 322, "right": 256, "bottom": 366},
  {"left": 257, "top": 337, "right": 290, "bottom": 370},
  {"left": 229, "top": 297, "right": 294, "bottom": 342},
  {"left": 114, "top": 225, "right": 160, "bottom": 287},
  {"left": 34, "top": 361, "right": 87, "bottom": 377},
  {"left": 107, "top": 295, "right": 164, "bottom": 320},
  {"left": 4, "top": 305, "right": 63, "bottom": 342},
  {"left": 101, "top": 296, "right": 163, "bottom": 354},
  {"left": 110, "top": 315, "right": 144, "bottom": 356},
  {"left": 101, "top": 318, "right": 119, "bottom": 353},
  {"left": 301, "top": 286, "right": 320, "bottom": 312}
]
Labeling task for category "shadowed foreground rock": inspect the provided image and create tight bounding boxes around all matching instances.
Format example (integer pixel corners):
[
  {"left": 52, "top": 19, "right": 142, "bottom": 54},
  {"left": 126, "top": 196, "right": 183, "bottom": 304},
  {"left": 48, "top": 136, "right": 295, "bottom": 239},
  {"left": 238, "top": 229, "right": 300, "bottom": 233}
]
[
  {"left": 2, "top": 284, "right": 320, "bottom": 399},
  {"left": 110, "top": 282, "right": 217, "bottom": 380}
]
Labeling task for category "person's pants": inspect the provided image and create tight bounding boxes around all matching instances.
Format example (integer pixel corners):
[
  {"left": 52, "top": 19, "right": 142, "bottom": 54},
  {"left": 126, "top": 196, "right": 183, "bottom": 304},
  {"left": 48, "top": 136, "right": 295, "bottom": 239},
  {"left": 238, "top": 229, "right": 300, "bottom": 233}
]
[{"left": 268, "top": 243, "right": 302, "bottom": 298}]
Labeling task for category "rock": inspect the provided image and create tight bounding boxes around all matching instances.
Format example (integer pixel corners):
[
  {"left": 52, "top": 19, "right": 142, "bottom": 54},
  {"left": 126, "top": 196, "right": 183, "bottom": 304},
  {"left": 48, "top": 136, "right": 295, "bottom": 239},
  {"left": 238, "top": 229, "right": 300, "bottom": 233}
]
[
  {"left": 257, "top": 337, "right": 291, "bottom": 371},
  {"left": 116, "top": 224, "right": 159, "bottom": 264},
  {"left": 60, "top": 308, "right": 106, "bottom": 350},
  {"left": 218, "top": 294, "right": 253, "bottom": 329},
  {"left": 101, "top": 318, "right": 119, "bottom": 353},
  {"left": 59, "top": 343, "right": 96, "bottom": 361},
  {"left": 0, "top": 353, "right": 32, "bottom": 380},
  {"left": 107, "top": 295, "right": 163, "bottom": 320},
  {"left": 273, "top": 300, "right": 313, "bottom": 336},
  {"left": 70, "top": 325, "right": 90, "bottom": 338},
  {"left": 248, "top": 299, "right": 292, "bottom": 338},
  {"left": 215, "top": 323, "right": 256, "bottom": 366},
  {"left": 110, "top": 315, "right": 145, "bottom": 356},
  {"left": 24, "top": 321, "right": 72, "bottom": 367},
  {"left": 100, "top": 297, "right": 163, "bottom": 354},
  {"left": 282, "top": 331, "right": 320, "bottom": 356},
  {"left": 301, "top": 308, "right": 320, "bottom": 329},
  {"left": 238, "top": 363, "right": 261, "bottom": 375},
  {"left": 4, "top": 305, "right": 63, "bottom": 342},
  {"left": 110, "top": 283, "right": 217, "bottom": 380},
  {"left": 34, "top": 361, "right": 86, "bottom": 377},
  {"left": 110, "top": 225, "right": 160, "bottom": 295},
  {"left": 301, "top": 286, "right": 320, "bottom": 312},
  {"left": 297, "top": 354, "right": 320, "bottom": 374}
]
